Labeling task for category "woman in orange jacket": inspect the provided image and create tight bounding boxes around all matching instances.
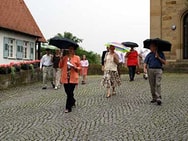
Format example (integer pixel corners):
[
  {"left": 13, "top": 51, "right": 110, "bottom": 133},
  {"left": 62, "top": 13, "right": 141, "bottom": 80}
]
[{"left": 59, "top": 46, "right": 81, "bottom": 113}]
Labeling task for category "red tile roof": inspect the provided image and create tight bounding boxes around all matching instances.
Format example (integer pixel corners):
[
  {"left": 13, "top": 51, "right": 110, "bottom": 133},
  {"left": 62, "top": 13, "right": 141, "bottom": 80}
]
[{"left": 0, "top": 0, "right": 46, "bottom": 42}]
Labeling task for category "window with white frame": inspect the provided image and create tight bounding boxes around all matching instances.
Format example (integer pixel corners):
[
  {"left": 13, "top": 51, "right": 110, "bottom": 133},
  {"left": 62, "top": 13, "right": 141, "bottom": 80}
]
[
  {"left": 3, "top": 37, "right": 15, "bottom": 58},
  {"left": 3, "top": 37, "right": 35, "bottom": 60}
]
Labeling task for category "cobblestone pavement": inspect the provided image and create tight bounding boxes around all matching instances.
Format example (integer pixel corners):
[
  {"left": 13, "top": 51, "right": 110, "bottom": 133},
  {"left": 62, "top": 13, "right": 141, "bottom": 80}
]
[{"left": 0, "top": 73, "right": 188, "bottom": 141}]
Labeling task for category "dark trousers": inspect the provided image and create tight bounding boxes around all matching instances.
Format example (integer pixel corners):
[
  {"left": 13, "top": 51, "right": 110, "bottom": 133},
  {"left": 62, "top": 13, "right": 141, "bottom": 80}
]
[
  {"left": 117, "top": 63, "right": 121, "bottom": 76},
  {"left": 64, "top": 83, "right": 76, "bottom": 111},
  {"left": 128, "top": 66, "right": 136, "bottom": 81}
]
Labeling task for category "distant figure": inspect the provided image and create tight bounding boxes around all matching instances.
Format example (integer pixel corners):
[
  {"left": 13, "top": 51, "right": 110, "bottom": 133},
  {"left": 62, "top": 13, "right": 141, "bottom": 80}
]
[
  {"left": 101, "top": 45, "right": 121, "bottom": 98},
  {"left": 125, "top": 47, "right": 139, "bottom": 81},
  {"left": 115, "top": 51, "right": 125, "bottom": 76},
  {"left": 80, "top": 55, "right": 89, "bottom": 84},
  {"left": 139, "top": 48, "right": 150, "bottom": 79},
  {"left": 52, "top": 49, "right": 61, "bottom": 90},
  {"left": 59, "top": 46, "right": 81, "bottom": 113},
  {"left": 144, "top": 43, "right": 166, "bottom": 105},
  {"left": 101, "top": 46, "right": 109, "bottom": 71},
  {"left": 40, "top": 48, "right": 54, "bottom": 89}
]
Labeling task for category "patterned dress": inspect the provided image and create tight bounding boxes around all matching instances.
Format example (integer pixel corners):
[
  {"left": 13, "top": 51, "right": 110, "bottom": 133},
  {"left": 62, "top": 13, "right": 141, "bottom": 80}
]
[{"left": 101, "top": 52, "right": 121, "bottom": 88}]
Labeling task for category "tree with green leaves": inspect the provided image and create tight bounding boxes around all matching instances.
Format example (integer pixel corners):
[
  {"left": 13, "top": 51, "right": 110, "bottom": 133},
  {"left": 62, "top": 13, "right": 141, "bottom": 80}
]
[{"left": 55, "top": 32, "right": 83, "bottom": 44}]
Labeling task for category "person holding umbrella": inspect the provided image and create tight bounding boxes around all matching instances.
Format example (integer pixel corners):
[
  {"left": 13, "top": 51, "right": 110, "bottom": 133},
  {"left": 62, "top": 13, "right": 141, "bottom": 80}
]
[
  {"left": 104, "top": 42, "right": 129, "bottom": 76},
  {"left": 49, "top": 37, "right": 81, "bottom": 113},
  {"left": 123, "top": 42, "right": 139, "bottom": 82},
  {"left": 144, "top": 39, "right": 168, "bottom": 105},
  {"left": 101, "top": 45, "right": 121, "bottom": 98},
  {"left": 59, "top": 46, "right": 81, "bottom": 113}
]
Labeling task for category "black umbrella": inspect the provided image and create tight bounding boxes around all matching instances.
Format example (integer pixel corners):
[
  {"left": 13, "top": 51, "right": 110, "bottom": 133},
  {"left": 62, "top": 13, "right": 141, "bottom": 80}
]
[
  {"left": 49, "top": 37, "right": 79, "bottom": 50},
  {"left": 122, "top": 41, "right": 138, "bottom": 47},
  {"left": 143, "top": 38, "right": 171, "bottom": 51}
]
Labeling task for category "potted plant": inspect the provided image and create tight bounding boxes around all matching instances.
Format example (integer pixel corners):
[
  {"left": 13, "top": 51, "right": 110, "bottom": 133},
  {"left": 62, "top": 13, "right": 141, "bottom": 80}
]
[
  {"left": 32, "top": 60, "right": 40, "bottom": 68},
  {"left": 0, "top": 64, "right": 11, "bottom": 74},
  {"left": 10, "top": 62, "right": 21, "bottom": 72},
  {"left": 21, "top": 62, "right": 31, "bottom": 70}
]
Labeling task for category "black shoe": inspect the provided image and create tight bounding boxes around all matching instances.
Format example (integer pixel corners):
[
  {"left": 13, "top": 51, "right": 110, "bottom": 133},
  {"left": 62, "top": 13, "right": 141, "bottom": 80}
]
[
  {"left": 81, "top": 81, "right": 86, "bottom": 84},
  {"left": 42, "top": 87, "right": 47, "bottom": 89},
  {"left": 51, "top": 82, "right": 55, "bottom": 88},
  {"left": 157, "top": 100, "right": 162, "bottom": 105},
  {"left": 72, "top": 100, "right": 76, "bottom": 108},
  {"left": 150, "top": 99, "right": 157, "bottom": 103}
]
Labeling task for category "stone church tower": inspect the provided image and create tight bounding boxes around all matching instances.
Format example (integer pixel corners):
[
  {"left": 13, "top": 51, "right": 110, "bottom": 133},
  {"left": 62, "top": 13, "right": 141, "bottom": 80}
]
[{"left": 150, "top": 0, "right": 188, "bottom": 63}]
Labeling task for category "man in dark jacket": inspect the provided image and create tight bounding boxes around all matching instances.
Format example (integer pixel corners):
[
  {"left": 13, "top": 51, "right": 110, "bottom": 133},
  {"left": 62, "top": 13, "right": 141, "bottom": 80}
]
[{"left": 101, "top": 46, "right": 109, "bottom": 71}]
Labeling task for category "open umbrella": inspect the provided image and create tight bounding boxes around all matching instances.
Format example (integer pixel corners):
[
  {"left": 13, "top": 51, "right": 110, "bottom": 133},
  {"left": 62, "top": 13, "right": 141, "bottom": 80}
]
[
  {"left": 41, "top": 45, "right": 59, "bottom": 50},
  {"left": 105, "top": 42, "right": 130, "bottom": 53},
  {"left": 143, "top": 38, "right": 171, "bottom": 51},
  {"left": 49, "top": 37, "right": 79, "bottom": 50},
  {"left": 122, "top": 41, "right": 138, "bottom": 47}
]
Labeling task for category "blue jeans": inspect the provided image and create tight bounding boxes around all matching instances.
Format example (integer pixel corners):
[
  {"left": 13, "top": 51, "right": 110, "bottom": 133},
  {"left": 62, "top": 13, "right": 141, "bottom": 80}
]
[{"left": 128, "top": 66, "right": 136, "bottom": 81}]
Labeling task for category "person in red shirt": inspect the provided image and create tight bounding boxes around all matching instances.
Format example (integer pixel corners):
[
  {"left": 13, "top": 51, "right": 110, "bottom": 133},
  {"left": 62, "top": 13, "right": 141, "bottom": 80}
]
[{"left": 125, "top": 47, "right": 139, "bottom": 81}]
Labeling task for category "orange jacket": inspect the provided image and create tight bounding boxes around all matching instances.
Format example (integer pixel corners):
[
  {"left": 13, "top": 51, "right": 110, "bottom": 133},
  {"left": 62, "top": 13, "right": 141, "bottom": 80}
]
[{"left": 59, "top": 55, "right": 81, "bottom": 84}]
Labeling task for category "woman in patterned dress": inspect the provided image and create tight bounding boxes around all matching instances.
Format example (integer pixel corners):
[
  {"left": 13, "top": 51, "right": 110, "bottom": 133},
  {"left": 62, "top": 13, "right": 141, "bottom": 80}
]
[{"left": 101, "top": 45, "right": 121, "bottom": 98}]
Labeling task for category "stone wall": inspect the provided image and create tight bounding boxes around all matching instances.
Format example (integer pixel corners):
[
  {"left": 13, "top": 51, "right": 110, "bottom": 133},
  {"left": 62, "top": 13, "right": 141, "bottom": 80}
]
[
  {"left": 0, "top": 64, "right": 186, "bottom": 90},
  {"left": 0, "top": 68, "right": 42, "bottom": 90},
  {"left": 0, "top": 64, "right": 129, "bottom": 90},
  {"left": 150, "top": 0, "right": 188, "bottom": 61}
]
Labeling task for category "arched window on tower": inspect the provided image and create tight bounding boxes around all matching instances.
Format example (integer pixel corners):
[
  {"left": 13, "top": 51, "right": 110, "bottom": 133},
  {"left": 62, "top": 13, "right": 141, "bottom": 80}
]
[{"left": 183, "top": 13, "right": 188, "bottom": 59}]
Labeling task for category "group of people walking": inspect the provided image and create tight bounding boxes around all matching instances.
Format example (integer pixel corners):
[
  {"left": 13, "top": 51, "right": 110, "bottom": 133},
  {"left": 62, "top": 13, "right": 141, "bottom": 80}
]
[
  {"left": 39, "top": 49, "right": 63, "bottom": 90},
  {"left": 101, "top": 42, "right": 166, "bottom": 106},
  {"left": 40, "top": 40, "right": 166, "bottom": 113}
]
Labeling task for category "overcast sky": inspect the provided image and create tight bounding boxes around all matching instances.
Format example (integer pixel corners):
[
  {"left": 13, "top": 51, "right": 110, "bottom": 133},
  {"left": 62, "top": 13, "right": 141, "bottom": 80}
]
[{"left": 24, "top": 0, "right": 150, "bottom": 54}]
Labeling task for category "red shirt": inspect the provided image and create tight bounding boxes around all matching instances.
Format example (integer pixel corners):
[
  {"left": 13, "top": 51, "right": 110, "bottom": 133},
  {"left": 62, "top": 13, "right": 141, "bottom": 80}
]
[{"left": 126, "top": 50, "right": 138, "bottom": 66}]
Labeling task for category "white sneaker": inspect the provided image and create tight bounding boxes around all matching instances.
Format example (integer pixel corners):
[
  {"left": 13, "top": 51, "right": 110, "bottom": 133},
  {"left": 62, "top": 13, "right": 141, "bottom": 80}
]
[{"left": 54, "top": 86, "right": 58, "bottom": 90}]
